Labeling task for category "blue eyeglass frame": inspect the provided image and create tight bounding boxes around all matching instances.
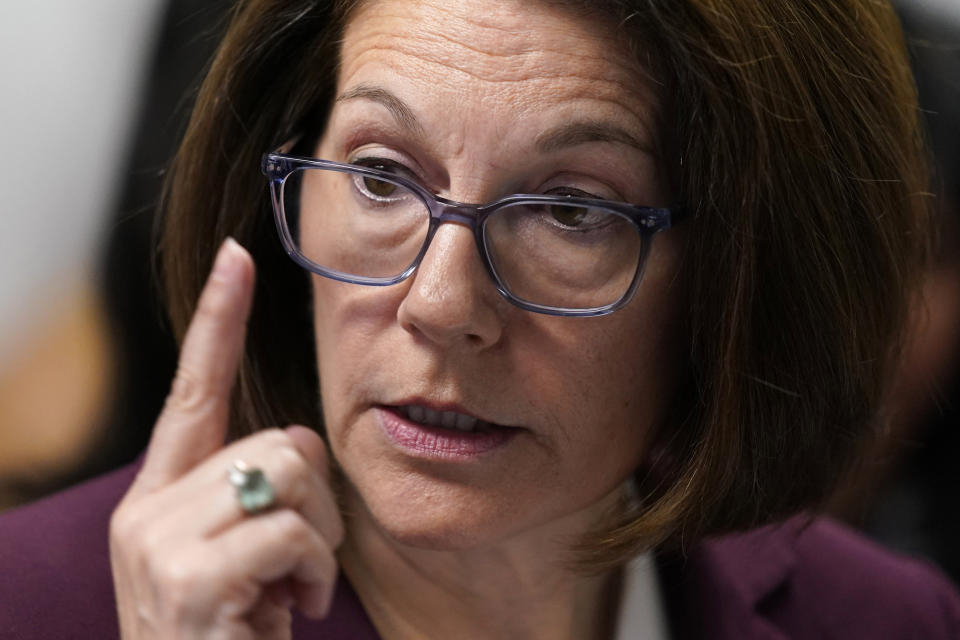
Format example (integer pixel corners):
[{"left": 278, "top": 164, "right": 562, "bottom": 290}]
[{"left": 261, "top": 151, "right": 685, "bottom": 317}]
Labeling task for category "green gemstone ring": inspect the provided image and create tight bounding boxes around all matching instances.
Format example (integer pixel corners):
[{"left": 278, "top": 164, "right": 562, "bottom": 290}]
[{"left": 228, "top": 460, "right": 276, "bottom": 514}]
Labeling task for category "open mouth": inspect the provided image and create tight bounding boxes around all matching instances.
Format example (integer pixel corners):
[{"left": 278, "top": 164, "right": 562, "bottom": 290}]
[
  {"left": 386, "top": 404, "right": 514, "bottom": 435},
  {"left": 378, "top": 404, "right": 519, "bottom": 456}
]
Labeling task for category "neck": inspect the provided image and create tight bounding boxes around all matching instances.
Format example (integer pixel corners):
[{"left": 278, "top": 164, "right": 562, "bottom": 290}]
[{"left": 339, "top": 491, "right": 623, "bottom": 640}]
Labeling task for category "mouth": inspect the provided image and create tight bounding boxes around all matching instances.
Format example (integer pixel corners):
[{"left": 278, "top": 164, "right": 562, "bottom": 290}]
[
  {"left": 376, "top": 401, "right": 520, "bottom": 458},
  {"left": 391, "top": 404, "right": 502, "bottom": 434}
]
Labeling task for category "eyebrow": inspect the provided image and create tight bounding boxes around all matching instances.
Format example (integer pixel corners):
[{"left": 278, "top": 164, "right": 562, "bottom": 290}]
[
  {"left": 535, "top": 121, "right": 654, "bottom": 155},
  {"left": 335, "top": 84, "right": 653, "bottom": 156},
  {"left": 336, "top": 84, "right": 426, "bottom": 139}
]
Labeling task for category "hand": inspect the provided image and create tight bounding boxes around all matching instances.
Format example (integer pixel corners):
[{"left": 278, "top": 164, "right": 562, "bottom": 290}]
[{"left": 109, "top": 238, "right": 344, "bottom": 640}]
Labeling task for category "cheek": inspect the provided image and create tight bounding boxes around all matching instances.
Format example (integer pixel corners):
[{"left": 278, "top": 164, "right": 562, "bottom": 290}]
[
  {"left": 531, "top": 352, "right": 655, "bottom": 490},
  {"left": 520, "top": 314, "right": 675, "bottom": 437},
  {"left": 556, "top": 328, "right": 682, "bottom": 512},
  {"left": 310, "top": 277, "right": 405, "bottom": 429},
  {"left": 518, "top": 280, "right": 684, "bottom": 485}
]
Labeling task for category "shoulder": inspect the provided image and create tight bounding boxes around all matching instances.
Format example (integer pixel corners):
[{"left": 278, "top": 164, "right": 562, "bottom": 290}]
[
  {"left": 672, "top": 516, "right": 960, "bottom": 640},
  {"left": 783, "top": 518, "right": 960, "bottom": 638},
  {"left": 0, "top": 460, "right": 140, "bottom": 640}
]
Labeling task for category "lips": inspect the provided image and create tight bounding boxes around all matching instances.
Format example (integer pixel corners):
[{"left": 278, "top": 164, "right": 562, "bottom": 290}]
[
  {"left": 395, "top": 405, "right": 493, "bottom": 432},
  {"left": 385, "top": 398, "right": 515, "bottom": 433},
  {"left": 376, "top": 404, "right": 518, "bottom": 457}
]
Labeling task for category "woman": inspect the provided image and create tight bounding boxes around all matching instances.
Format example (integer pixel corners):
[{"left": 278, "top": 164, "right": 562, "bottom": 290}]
[{"left": 2, "top": 0, "right": 958, "bottom": 638}]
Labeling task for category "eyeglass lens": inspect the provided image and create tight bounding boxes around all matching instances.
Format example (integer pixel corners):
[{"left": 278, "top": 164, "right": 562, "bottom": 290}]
[{"left": 281, "top": 166, "right": 645, "bottom": 310}]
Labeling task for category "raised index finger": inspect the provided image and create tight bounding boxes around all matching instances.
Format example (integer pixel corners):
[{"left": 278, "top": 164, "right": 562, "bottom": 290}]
[{"left": 136, "top": 238, "right": 255, "bottom": 492}]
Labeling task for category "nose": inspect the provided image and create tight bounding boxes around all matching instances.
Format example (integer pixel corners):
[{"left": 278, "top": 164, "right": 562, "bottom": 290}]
[{"left": 396, "top": 222, "right": 506, "bottom": 349}]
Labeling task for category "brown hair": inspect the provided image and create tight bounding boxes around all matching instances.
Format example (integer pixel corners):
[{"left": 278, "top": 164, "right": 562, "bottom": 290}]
[{"left": 161, "top": 0, "right": 930, "bottom": 568}]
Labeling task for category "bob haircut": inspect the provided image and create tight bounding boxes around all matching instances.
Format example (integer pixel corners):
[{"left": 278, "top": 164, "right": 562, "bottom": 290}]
[{"left": 161, "top": 0, "right": 929, "bottom": 569}]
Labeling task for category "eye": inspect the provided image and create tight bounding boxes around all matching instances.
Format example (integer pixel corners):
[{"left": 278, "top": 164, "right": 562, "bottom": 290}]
[
  {"left": 349, "top": 157, "right": 416, "bottom": 202},
  {"left": 543, "top": 188, "right": 608, "bottom": 229},
  {"left": 362, "top": 175, "right": 397, "bottom": 197},
  {"left": 549, "top": 204, "right": 590, "bottom": 227}
]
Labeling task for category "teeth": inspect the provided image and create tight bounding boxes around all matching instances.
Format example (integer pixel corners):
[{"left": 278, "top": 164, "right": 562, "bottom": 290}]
[
  {"left": 402, "top": 405, "right": 479, "bottom": 432},
  {"left": 408, "top": 405, "right": 425, "bottom": 423},
  {"left": 455, "top": 413, "right": 478, "bottom": 431}
]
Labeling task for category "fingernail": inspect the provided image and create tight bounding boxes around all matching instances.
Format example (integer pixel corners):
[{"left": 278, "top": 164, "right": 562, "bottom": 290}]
[{"left": 211, "top": 237, "right": 242, "bottom": 282}]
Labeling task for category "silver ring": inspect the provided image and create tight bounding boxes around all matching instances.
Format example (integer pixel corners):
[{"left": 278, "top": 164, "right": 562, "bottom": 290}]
[{"left": 228, "top": 459, "right": 276, "bottom": 514}]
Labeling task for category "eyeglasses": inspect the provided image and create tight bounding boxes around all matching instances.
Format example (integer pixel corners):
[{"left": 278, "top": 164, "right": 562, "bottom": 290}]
[{"left": 261, "top": 152, "right": 683, "bottom": 317}]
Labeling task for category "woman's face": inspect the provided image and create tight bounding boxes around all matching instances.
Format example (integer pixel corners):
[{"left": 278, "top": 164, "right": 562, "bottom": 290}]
[{"left": 311, "top": 0, "right": 684, "bottom": 549}]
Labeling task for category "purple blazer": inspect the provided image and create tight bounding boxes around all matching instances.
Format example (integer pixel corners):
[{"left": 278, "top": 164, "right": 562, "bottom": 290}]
[{"left": 1, "top": 460, "right": 958, "bottom": 639}]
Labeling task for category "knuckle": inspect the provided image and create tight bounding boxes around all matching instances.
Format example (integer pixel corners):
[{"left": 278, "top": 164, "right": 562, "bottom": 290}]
[
  {"left": 269, "top": 509, "right": 311, "bottom": 546},
  {"left": 276, "top": 442, "right": 310, "bottom": 479},
  {"left": 284, "top": 463, "right": 316, "bottom": 514},
  {"left": 113, "top": 515, "right": 170, "bottom": 574},
  {"left": 165, "top": 366, "right": 216, "bottom": 416},
  {"left": 276, "top": 439, "right": 306, "bottom": 468},
  {"left": 215, "top": 579, "right": 260, "bottom": 620},
  {"left": 109, "top": 505, "right": 138, "bottom": 543},
  {"left": 154, "top": 546, "right": 255, "bottom": 620},
  {"left": 244, "top": 428, "right": 290, "bottom": 460},
  {"left": 151, "top": 548, "right": 220, "bottom": 618},
  {"left": 266, "top": 432, "right": 312, "bottom": 498},
  {"left": 111, "top": 501, "right": 155, "bottom": 553},
  {"left": 258, "top": 427, "right": 292, "bottom": 449},
  {"left": 138, "top": 525, "right": 170, "bottom": 563},
  {"left": 153, "top": 552, "right": 200, "bottom": 598}
]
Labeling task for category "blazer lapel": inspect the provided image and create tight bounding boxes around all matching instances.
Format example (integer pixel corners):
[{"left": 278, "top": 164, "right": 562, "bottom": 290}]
[{"left": 658, "top": 518, "right": 807, "bottom": 640}]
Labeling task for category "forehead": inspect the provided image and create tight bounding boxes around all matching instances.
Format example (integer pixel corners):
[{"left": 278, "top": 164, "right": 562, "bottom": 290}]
[{"left": 337, "top": 0, "right": 656, "bottom": 131}]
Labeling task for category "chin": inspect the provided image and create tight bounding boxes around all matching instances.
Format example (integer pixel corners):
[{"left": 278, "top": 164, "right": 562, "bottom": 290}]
[
  {"left": 377, "top": 494, "right": 516, "bottom": 550},
  {"left": 346, "top": 475, "right": 532, "bottom": 551}
]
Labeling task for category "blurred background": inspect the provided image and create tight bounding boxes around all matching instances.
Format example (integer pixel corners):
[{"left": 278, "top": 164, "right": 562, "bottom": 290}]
[{"left": 0, "top": 0, "right": 957, "bottom": 586}]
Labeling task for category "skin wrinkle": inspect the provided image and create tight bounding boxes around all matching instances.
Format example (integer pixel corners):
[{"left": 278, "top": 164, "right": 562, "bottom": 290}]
[
  {"left": 333, "top": 113, "right": 661, "bottom": 205},
  {"left": 337, "top": 85, "right": 426, "bottom": 139},
  {"left": 339, "top": 86, "right": 656, "bottom": 158},
  {"left": 347, "top": 42, "right": 614, "bottom": 98},
  {"left": 337, "top": 86, "right": 656, "bottom": 195},
  {"left": 340, "top": 18, "right": 662, "bottom": 164},
  {"left": 357, "top": 39, "right": 636, "bottom": 90},
  {"left": 336, "top": 86, "right": 658, "bottom": 192},
  {"left": 334, "top": 29, "right": 662, "bottom": 201},
  {"left": 345, "top": 2, "right": 642, "bottom": 87},
  {"left": 343, "top": 41, "right": 658, "bottom": 156}
]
